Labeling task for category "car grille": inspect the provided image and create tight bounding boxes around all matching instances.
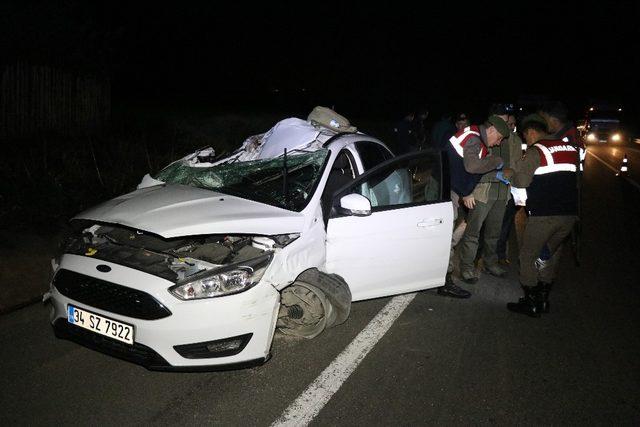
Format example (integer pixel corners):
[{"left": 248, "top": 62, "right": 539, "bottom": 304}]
[{"left": 53, "top": 269, "right": 172, "bottom": 320}]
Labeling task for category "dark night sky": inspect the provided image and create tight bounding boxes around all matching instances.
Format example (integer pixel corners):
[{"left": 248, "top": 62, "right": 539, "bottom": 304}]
[{"left": 2, "top": 1, "right": 639, "bottom": 116}]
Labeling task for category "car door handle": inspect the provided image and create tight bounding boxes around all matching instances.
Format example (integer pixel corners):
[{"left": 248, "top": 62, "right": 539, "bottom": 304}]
[{"left": 417, "top": 218, "right": 444, "bottom": 227}]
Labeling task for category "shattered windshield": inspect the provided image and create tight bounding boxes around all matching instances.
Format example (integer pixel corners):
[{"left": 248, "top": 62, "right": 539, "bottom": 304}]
[{"left": 155, "top": 149, "right": 329, "bottom": 211}]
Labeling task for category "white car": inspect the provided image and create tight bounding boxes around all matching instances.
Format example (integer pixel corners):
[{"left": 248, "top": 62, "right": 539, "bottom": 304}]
[{"left": 47, "top": 117, "right": 453, "bottom": 370}]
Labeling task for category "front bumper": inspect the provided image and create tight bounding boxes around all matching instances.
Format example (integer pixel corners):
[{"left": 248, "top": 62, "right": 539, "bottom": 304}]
[
  {"left": 49, "top": 254, "right": 280, "bottom": 370},
  {"left": 52, "top": 319, "right": 267, "bottom": 371}
]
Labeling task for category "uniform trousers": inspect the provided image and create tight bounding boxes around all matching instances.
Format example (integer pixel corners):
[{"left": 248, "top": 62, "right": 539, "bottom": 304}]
[
  {"left": 458, "top": 185, "right": 507, "bottom": 273},
  {"left": 519, "top": 215, "right": 577, "bottom": 288}
]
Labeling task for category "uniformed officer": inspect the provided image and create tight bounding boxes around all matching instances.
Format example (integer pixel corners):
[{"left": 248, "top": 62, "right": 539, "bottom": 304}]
[
  {"left": 506, "top": 119, "right": 579, "bottom": 317},
  {"left": 456, "top": 114, "right": 512, "bottom": 283},
  {"left": 496, "top": 113, "right": 545, "bottom": 264},
  {"left": 393, "top": 107, "right": 429, "bottom": 154},
  {"left": 439, "top": 115, "right": 509, "bottom": 296},
  {"left": 538, "top": 101, "right": 584, "bottom": 267},
  {"left": 539, "top": 101, "right": 584, "bottom": 165}
]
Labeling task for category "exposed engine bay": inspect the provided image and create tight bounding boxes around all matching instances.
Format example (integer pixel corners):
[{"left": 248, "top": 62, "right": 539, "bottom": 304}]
[{"left": 61, "top": 220, "right": 298, "bottom": 283}]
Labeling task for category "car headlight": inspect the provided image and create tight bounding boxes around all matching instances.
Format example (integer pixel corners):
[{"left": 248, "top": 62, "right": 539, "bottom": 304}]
[
  {"left": 586, "top": 133, "right": 597, "bottom": 142},
  {"left": 611, "top": 133, "right": 621, "bottom": 142},
  {"left": 169, "top": 253, "right": 273, "bottom": 300}
]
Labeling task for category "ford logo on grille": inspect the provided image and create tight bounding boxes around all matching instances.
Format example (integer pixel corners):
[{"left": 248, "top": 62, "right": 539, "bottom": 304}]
[{"left": 96, "top": 265, "right": 111, "bottom": 273}]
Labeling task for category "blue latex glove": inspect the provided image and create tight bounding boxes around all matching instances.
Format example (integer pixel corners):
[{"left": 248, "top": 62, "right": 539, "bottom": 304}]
[
  {"left": 496, "top": 161, "right": 504, "bottom": 170},
  {"left": 496, "top": 170, "right": 510, "bottom": 185}
]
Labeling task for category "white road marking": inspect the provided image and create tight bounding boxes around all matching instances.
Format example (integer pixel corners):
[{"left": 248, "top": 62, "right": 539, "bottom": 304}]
[
  {"left": 588, "top": 150, "right": 640, "bottom": 191},
  {"left": 624, "top": 177, "right": 640, "bottom": 192},
  {"left": 588, "top": 150, "right": 618, "bottom": 173},
  {"left": 272, "top": 293, "right": 417, "bottom": 427}
]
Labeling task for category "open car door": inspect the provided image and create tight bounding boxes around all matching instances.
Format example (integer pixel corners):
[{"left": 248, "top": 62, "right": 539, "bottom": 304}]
[{"left": 325, "top": 151, "right": 453, "bottom": 301}]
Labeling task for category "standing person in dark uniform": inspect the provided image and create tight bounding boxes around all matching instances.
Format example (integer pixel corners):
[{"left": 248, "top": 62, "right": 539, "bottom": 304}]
[
  {"left": 538, "top": 101, "right": 584, "bottom": 267},
  {"left": 539, "top": 101, "right": 584, "bottom": 157},
  {"left": 431, "top": 112, "right": 456, "bottom": 152},
  {"left": 539, "top": 100, "right": 584, "bottom": 180},
  {"left": 393, "top": 111, "right": 418, "bottom": 154},
  {"left": 393, "top": 107, "right": 429, "bottom": 154},
  {"left": 454, "top": 112, "right": 470, "bottom": 131},
  {"left": 414, "top": 107, "right": 430, "bottom": 150},
  {"left": 430, "top": 112, "right": 469, "bottom": 153},
  {"left": 506, "top": 120, "right": 579, "bottom": 317}
]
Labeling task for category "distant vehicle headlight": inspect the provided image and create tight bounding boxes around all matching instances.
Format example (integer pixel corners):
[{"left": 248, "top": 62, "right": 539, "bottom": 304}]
[
  {"left": 169, "top": 253, "right": 273, "bottom": 300},
  {"left": 586, "top": 133, "right": 597, "bottom": 142},
  {"left": 611, "top": 133, "right": 622, "bottom": 142}
]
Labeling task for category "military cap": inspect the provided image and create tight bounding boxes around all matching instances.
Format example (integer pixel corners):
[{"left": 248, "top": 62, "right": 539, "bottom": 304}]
[
  {"left": 521, "top": 113, "right": 547, "bottom": 128},
  {"left": 487, "top": 114, "right": 510, "bottom": 137}
]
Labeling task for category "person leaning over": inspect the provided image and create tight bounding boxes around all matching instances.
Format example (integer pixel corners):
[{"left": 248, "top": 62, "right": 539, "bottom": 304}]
[
  {"left": 454, "top": 115, "right": 512, "bottom": 283},
  {"left": 439, "top": 115, "right": 509, "bottom": 296},
  {"left": 506, "top": 119, "right": 579, "bottom": 317}
]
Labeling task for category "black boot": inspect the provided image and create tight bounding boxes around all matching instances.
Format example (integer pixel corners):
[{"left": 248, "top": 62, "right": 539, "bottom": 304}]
[
  {"left": 437, "top": 273, "right": 471, "bottom": 298},
  {"left": 537, "top": 281, "right": 552, "bottom": 313},
  {"left": 507, "top": 286, "right": 542, "bottom": 317},
  {"left": 516, "top": 282, "right": 552, "bottom": 313}
]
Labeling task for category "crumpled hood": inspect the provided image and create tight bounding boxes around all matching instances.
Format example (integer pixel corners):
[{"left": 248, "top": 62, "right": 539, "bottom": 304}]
[{"left": 74, "top": 184, "right": 305, "bottom": 238}]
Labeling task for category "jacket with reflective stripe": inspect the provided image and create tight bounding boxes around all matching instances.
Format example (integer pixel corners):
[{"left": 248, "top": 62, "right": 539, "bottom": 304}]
[
  {"left": 557, "top": 125, "right": 586, "bottom": 170},
  {"left": 527, "top": 139, "right": 578, "bottom": 216},
  {"left": 557, "top": 125, "right": 584, "bottom": 150},
  {"left": 448, "top": 126, "right": 487, "bottom": 159},
  {"left": 446, "top": 126, "right": 487, "bottom": 197}
]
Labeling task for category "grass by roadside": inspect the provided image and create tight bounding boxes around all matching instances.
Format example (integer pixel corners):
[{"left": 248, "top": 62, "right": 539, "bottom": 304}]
[{"left": 0, "top": 230, "right": 60, "bottom": 314}]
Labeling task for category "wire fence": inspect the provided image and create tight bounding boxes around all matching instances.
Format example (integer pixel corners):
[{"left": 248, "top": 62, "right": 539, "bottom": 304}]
[{"left": 0, "top": 63, "right": 110, "bottom": 137}]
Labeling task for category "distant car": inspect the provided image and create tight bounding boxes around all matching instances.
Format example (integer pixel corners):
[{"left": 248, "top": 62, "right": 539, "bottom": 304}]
[
  {"left": 47, "top": 116, "right": 452, "bottom": 370},
  {"left": 584, "top": 114, "right": 625, "bottom": 143}
]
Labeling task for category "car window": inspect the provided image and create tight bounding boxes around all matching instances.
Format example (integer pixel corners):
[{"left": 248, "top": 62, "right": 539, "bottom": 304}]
[
  {"left": 355, "top": 141, "right": 393, "bottom": 171},
  {"left": 341, "top": 152, "right": 443, "bottom": 211}
]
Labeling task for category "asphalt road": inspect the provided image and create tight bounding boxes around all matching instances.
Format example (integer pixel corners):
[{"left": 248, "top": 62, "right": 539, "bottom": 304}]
[
  {"left": 586, "top": 139, "right": 640, "bottom": 185},
  {"left": 1, "top": 144, "right": 639, "bottom": 425}
]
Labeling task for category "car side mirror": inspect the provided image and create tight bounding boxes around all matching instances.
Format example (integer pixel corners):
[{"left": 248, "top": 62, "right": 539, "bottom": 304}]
[{"left": 338, "top": 194, "right": 371, "bottom": 217}]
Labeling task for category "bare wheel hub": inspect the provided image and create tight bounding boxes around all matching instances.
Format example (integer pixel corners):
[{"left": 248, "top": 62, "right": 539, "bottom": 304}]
[{"left": 277, "top": 281, "right": 332, "bottom": 338}]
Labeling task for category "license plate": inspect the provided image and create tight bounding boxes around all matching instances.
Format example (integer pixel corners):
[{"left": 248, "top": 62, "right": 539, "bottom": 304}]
[{"left": 67, "top": 305, "right": 134, "bottom": 345}]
